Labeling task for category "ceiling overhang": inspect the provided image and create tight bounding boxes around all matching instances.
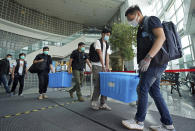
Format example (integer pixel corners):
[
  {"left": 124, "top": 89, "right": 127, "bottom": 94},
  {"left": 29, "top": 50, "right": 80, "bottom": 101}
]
[{"left": 15, "top": 0, "right": 125, "bottom": 27}]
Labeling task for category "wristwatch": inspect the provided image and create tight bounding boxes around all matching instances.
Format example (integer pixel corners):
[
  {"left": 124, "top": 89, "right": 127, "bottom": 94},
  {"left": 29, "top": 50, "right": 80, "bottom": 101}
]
[{"left": 145, "top": 54, "right": 153, "bottom": 60}]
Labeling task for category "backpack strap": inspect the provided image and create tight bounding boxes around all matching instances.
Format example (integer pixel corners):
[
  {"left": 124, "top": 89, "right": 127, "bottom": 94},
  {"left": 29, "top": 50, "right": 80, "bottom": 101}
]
[
  {"left": 99, "top": 38, "right": 109, "bottom": 65},
  {"left": 143, "top": 16, "right": 150, "bottom": 33},
  {"left": 14, "top": 59, "right": 19, "bottom": 74},
  {"left": 142, "top": 16, "right": 154, "bottom": 41},
  {"left": 99, "top": 38, "right": 109, "bottom": 51},
  {"left": 99, "top": 39, "right": 103, "bottom": 51},
  {"left": 15, "top": 59, "right": 27, "bottom": 76}
]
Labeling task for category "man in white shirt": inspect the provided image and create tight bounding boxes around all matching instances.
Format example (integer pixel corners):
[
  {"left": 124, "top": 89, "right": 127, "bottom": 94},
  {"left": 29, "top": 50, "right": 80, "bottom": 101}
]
[
  {"left": 55, "top": 62, "right": 62, "bottom": 72},
  {"left": 91, "top": 28, "right": 112, "bottom": 111},
  {"left": 11, "top": 53, "right": 28, "bottom": 96}
]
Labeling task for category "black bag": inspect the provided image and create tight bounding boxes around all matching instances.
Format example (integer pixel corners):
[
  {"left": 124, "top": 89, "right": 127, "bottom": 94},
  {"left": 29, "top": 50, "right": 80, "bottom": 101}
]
[
  {"left": 143, "top": 16, "right": 183, "bottom": 65},
  {"left": 28, "top": 62, "right": 47, "bottom": 73},
  {"left": 89, "top": 39, "right": 109, "bottom": 63}
]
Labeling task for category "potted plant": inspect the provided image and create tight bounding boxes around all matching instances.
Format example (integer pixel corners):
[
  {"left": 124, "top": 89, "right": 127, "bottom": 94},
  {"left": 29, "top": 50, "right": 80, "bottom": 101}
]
[{"left": 109, "top": 23, "right": 137, "bottom": 71}]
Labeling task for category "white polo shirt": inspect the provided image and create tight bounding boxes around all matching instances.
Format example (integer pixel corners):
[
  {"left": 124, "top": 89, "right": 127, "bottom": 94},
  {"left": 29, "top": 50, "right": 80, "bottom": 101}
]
[{"left": 92, "top": 40, "right": 111, "bottom": 67}]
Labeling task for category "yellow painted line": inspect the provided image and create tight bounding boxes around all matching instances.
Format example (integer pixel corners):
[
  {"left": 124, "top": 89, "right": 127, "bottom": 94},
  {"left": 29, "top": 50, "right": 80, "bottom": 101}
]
[
  {"left": 41, "top": 107, "right": 46, "bottom": 110},
  {"left": 15, "top": 113, "right": 21, "bottom": 116},
  {"left": 32, "top": 109, "right": 39, "bottom": 112},
  {"left": 1, "top": 101, "right": 77, "bottom": 119},
  {"left": 24, "top": 111, "right": 30, "bottom": 114},
  {"left": 4, "top": 115, "right": 11, "bottom": 118}
]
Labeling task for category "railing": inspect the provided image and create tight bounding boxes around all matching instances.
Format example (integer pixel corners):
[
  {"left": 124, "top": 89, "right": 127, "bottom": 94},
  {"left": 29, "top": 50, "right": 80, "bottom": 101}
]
[{"left": 17, "top": 29, "right": 101, "bottom": 56}]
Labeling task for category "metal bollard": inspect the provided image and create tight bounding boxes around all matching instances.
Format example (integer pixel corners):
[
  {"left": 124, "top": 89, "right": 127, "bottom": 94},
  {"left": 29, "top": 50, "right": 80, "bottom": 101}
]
[
  {"left": 90, "top": 73, "right": 93, "bottom": 98},
  {"left": 84, "top": 71, "right": 93, "bottom": 98}
]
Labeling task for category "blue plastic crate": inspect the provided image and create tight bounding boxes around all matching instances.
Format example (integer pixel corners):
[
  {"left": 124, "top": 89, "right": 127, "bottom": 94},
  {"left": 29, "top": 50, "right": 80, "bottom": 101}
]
[
  {"left": 100, "top": 72, "right": 139, "bottom": 103},
  {"left": 49, "top": 72, "right": 72, "bottom": 88}
]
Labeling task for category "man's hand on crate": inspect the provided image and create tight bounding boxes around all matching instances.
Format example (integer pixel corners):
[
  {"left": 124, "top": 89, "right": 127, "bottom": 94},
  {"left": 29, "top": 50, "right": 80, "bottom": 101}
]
[
  {"left": 68, "top": 67, "right": 72, "bottom": 74},
  {"left": 102, "top": 67, "right": 106, "bottom": 72}
]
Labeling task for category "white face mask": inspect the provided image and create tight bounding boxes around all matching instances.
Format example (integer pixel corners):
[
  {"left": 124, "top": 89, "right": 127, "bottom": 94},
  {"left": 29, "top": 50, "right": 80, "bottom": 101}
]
[{"left": 129, "top": 14, "right": 140, "bottom": 27}]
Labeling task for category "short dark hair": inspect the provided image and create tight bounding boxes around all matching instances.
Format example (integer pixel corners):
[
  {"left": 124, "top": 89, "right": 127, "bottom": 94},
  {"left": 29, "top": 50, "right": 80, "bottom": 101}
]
[
  {"left": 7, "top": 54, "right": 12, "bottom": 57},
  {"left": 19, "top": 53, "right": 26, "bottom": 58},
  {"left": 102, "top": 28, "right": 111, "bottom": 34},
  {"left": 78, "top": 42, "right": 85, "bottom": 47},
  {"left": 43, "top": 46, "right": 49, "bottom": 50},
  {"left": 125, "top": 5, "right": 142, "bottom": 16}
]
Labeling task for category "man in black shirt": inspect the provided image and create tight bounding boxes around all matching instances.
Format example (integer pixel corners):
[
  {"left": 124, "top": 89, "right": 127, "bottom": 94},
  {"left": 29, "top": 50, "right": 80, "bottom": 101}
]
[
  {"left": 68, "top": 42, "right": 92, "bottom": 102},
  {"left": 122, "top": 5, "right": 175, "bottom": 131},
  {"left": 34, "top": 47, "right": 54, "bottom": 100},
  {"left": 0, "top": 54, "right": 12, "bottom": 94}
]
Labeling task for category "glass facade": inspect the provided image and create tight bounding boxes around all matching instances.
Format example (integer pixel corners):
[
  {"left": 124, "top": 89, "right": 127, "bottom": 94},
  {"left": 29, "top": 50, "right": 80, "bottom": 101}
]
[
  {"left": 0, "top": 0, "right": 84, "bottom": 36},
  {"left": 0, "top": 29, "right": 86, "bottom": 59},
  {"left": 148, "top": 0, "right": 194, "bottom": 71},
  {"left": 0, "top": 29, "right": 101, "bottom": 59},
  {"left": 127, "top": 0, "right": 194, "bottom": 72}
]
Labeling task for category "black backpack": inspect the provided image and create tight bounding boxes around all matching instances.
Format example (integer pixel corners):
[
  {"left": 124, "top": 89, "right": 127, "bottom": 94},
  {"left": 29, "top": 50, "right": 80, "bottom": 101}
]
[
  {"left": 143, "top": 16, "right": 183, "bottom": 65},
  {"left": 89, "top": 39, "right": 109, "bottom": 63}
]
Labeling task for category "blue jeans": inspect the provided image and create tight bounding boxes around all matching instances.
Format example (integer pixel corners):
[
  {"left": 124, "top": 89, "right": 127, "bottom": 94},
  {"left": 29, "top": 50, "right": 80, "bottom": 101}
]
[
  {"left": 135, "top": 63, "right": 173, "bottom": 125},
  {"left": 0, "top": 74, "right": 10, "bottom": 93}
]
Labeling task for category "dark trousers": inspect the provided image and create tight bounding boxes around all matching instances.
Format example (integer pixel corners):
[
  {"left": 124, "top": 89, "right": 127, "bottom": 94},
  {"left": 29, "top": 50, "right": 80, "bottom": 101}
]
[
  {"left": 11, "top": 75, "right": 24, "bottom": 95},
  {"left": 38, "top": 71, "right": 49, "bottom": 94},
  {"left": 69, "top": 70, "right": 84, "bottom": 97},
  {"left": 8, "top": 74, "right": 13, "bottom": 86},
  {"left": 0, "top": 74, "right": 10, "bottom": 93},
  {"left": 135, "top": 63, "right": 173, "bottom": 125}
]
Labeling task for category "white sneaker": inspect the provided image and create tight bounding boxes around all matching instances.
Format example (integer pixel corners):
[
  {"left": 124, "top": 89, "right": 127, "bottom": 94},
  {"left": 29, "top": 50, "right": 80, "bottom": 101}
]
[
  {"left": 43, "top": 94, "right": 48, "bottom": 99},
  {"left": 38, "top": 94, "right": 43, "bottom": 100},
  {"left": 91, "top": 101, "right": 99, "bottom": 110},
  {"left": 99, "top": 103, "right": 112, "bottom": 111},
  {"left": 149, "top": 125, "right": 175, "bottom": 131},
  {"left": 122, "top": 119, "right": 144, "bottom": 130},
  {"left": 18, "top": 93, "right": 23, "bottom": 96}
]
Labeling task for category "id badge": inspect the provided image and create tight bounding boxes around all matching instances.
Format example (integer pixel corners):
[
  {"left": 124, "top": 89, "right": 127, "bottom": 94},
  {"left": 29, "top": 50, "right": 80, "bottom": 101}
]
[{"left": 142, "top": 32, "right": 149, "bottom": 37}]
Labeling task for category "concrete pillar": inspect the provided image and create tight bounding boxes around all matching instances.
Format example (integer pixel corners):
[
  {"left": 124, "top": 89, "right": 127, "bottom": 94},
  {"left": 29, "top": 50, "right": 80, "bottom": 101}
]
[{"left": 190, "top": 33, "right": 195, "bottom": 61}]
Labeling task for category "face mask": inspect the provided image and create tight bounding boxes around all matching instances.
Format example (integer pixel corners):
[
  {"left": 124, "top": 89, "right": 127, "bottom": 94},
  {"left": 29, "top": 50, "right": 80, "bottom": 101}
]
[
  {"left": 104, "top": 35, "right": 109, "bottom": 41},
  {"left": 81, "top": 47, "right": 85, "bottom": 52},
  {"left": 20, "top": 56, "right": 25, "bottom": 60},
  {"left": 43, "top": 51, "right": 49, "bottom": 55},
  {"left": 7, "top": 57, "right": 11, "bottom": 61},
  {"left": 129, "top": 14, "right": 140, "bottom": 27}
]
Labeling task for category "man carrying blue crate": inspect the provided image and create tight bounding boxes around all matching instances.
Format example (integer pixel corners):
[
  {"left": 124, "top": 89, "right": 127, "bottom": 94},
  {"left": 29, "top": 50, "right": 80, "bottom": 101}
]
[
  {"left": 122, "top": 5, "right": 176, "bottom": 131},
  {"left": 68, "top": 42, "right": 92, "bottom": 102},
  {"left": 89, "top": 28, "right": 112, "bottom": 111}
]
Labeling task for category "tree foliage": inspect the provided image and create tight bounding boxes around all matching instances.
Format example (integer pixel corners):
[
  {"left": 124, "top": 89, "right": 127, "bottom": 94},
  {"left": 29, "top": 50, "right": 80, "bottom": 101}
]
[{"left": 110, "top": 23, "right": 137, "bottom": 61}]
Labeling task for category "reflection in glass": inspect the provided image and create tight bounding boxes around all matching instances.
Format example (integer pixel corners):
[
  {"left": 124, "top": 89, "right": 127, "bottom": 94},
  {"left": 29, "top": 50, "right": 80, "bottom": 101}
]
[
  {"left": 174, "top": 0, "right": 182, "bottom": 9},
  {"left": 176, "top": 7, "right": 184, "bottom": 22},
  {"left": 181, "top": 35, "right": 189, "bottom": 48}
]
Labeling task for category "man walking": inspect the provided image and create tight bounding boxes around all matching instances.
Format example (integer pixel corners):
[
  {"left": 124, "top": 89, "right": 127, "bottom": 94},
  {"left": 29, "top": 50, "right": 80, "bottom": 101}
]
[
  {"left": 91, "top": 29, "right": 112, "bottom": 111},
  {"left": 68, "top": 42, "right": 92, "bottom": 102},
  {"left": 0, "top": 54, "right": 12, "bottom": 95},
  {"left": 11, "top": 53, "right": 28, "bottom": 96},
  {"left": 122, "top": 5, "right": 175, "bottom": 131},
  {"left": 34, "top": 47, "right": 54, "bottom": 100}
]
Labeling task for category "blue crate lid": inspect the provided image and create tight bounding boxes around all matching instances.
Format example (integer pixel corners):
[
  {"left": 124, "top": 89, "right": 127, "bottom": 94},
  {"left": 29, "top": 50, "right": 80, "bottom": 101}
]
[{"left": 99, "top": 72, "right": 138, "bottom": 77}]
